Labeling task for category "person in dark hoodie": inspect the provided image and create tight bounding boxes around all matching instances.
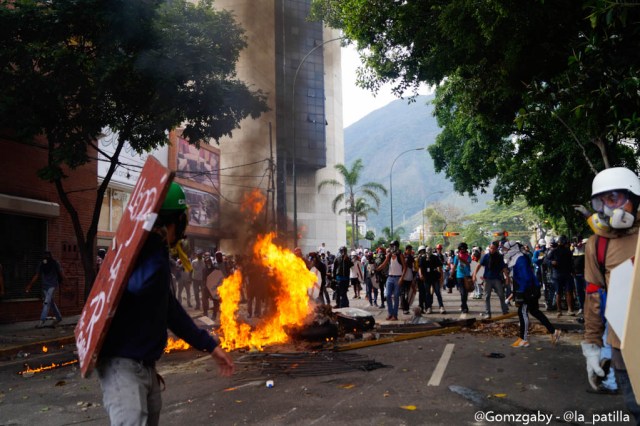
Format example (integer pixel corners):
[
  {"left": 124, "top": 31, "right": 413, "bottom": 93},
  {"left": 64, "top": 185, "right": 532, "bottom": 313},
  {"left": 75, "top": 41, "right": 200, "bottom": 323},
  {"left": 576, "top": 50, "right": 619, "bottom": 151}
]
[
  {"left": 96, "top": 182, "right": 234, "bottom": 425},
  {"left": 26, "top": 250, "right": 65, "bottom": 328}
]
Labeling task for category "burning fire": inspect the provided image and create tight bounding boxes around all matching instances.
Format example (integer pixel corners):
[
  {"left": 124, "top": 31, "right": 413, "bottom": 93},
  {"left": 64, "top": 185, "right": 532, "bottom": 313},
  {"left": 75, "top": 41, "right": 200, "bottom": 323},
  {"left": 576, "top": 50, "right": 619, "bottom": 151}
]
[
  {"left": 19, "top": 359, "right": 78, "bottom": 375},
  {"left": 164, "top": 337, "right": 191, "bottom": 353},
  {"left": 42, "top": 345, "right": 48, "bottom": 353},
  {"left": 218, "top": 233, "right": 317, "bottom": 350},
  {"left": 240, "top": 189, "right": 266, "bottom": 221}
]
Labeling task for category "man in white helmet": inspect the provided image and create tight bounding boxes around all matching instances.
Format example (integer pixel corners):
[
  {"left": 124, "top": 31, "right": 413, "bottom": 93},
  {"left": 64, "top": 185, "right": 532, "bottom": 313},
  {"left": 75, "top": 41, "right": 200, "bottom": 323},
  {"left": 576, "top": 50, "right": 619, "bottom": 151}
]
[{"left": 582, "top": 167, "right": 640, "bottom": 421}]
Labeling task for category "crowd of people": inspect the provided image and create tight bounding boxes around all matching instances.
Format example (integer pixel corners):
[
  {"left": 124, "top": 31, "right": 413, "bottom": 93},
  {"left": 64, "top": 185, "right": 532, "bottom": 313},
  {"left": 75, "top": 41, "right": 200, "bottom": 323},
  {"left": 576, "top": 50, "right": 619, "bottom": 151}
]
[{"left": 148, "top": 167, "right": 639, "bottom": 423}]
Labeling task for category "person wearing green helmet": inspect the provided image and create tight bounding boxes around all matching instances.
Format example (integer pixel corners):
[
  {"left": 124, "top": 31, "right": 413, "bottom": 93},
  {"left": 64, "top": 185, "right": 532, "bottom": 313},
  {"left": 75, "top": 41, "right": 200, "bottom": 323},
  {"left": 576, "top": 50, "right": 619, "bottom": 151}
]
[
  {"left": 158, "top": 181, "right": 189, "bottom": 246},
  {"left": 96, "top": 181, "right": 234, "bottom": 425}
]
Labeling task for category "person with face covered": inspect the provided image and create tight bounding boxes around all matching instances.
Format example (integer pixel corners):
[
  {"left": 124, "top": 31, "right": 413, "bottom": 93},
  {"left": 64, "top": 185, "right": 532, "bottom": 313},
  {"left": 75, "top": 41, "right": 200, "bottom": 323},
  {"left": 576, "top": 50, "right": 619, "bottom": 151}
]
[
  {"left": 333, "top": 246, "right": 353, "bottom": 308},
  {"left": 376, "top": 240, "right": 406, "bottom": 320},
  {"left": 96, "top": 182, "right": 234, "bottom": 425},
  {"left": 582, "top": 167, "right": 640, "bottom": 421},
  {"left": 502, "top": 240, "right": 559, "bottom": 348},
  {"left": 26, "top": 251, "right": 65, "bottom": 328},
  {"left": 452, "top": 242, "right": 472, "bottom": 313}
]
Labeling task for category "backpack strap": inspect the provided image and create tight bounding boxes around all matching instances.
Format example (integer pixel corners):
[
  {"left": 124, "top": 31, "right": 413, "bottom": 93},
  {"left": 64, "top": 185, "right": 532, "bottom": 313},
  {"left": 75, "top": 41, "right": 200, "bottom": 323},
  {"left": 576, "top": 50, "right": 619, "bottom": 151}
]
[{"left": 586, "top": 236, "right": 609, "bottom": 294}]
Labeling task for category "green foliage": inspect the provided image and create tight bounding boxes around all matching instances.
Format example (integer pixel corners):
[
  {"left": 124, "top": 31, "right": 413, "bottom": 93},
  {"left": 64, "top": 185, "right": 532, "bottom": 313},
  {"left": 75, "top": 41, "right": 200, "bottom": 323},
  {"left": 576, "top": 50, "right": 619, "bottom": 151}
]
[
  {"left": 380, "top": 226, "right": 405, "bottom": 244},
  {"left": 0, "top": 0, "right": 268, "bottom": 289},
  {"left": 312, "top": 0, "right": 640, "bottom": 225}
]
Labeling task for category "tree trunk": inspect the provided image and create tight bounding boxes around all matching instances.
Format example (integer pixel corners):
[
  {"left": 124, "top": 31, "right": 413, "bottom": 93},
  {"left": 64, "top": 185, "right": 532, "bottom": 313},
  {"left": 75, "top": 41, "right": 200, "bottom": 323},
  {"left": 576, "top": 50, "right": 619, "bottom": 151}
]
[{"left": 49, "top": 133, "right": 128, "bottom": 302}]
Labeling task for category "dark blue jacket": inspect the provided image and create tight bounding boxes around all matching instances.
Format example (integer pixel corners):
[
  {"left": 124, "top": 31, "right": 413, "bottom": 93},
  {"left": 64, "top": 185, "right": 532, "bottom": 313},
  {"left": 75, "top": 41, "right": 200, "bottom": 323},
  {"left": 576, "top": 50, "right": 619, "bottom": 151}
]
[
  {"left": 100, "top": 233, "right": 217, "bottom": 363},
  {"left": 512, "top": 255, "right": 539, "bottom": 294}
]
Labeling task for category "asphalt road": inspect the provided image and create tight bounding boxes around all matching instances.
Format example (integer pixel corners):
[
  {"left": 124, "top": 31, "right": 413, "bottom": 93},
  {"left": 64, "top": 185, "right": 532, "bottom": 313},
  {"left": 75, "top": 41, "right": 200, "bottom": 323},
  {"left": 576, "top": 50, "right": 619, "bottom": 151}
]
[{"left": 0, "top": 326, "right": 630, "bottom": 426}]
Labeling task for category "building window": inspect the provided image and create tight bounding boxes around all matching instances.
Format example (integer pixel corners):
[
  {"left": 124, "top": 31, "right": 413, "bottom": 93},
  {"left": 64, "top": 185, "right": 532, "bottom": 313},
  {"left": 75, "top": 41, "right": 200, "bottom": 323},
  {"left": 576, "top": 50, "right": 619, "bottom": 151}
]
[
  {"left": 98, "top": 188, "right": 131, "bottom": 232},
  {"left": 0, "top": 212, "right": 47, "bottom": 300}
]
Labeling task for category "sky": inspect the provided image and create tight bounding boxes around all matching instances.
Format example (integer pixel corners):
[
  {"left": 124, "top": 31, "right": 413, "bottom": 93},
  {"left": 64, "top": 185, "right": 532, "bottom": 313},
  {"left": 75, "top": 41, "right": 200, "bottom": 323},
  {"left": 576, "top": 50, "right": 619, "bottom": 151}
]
[{"left": 341, "top": 45, "right": 433, "bottom": 128}]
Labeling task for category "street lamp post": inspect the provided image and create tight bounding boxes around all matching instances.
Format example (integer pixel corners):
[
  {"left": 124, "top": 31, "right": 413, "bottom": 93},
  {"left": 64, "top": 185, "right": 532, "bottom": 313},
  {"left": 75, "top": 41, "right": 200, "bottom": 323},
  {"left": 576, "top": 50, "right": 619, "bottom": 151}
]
[
  {"left": 421, "top": 190, "right": 445, "bottom": 245},
  {"left": 292, "top": 36, "right": 343, "bottom": 248},
  {"left": 390, "top": 148, "right": 425, "bottom": 238}
]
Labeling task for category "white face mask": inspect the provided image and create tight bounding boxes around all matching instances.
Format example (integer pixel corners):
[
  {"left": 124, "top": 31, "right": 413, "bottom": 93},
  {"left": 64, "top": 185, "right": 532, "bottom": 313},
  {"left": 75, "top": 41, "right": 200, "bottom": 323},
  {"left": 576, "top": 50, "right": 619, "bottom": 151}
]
[{"left": 604, "top": 206, "right": 636, "bottom": 229}]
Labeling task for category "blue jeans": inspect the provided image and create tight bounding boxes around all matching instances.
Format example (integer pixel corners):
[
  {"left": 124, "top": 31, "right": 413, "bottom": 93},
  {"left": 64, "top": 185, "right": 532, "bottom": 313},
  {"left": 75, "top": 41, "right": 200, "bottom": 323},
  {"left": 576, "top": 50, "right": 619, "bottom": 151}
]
[
  {"left": 40, "top": 286, "right": 62, "bottom": 322},
  {"left": 385, "top": 275, "right": 401, "bottom": 317},
  {"left": 601, "top": 324, "right": 617, "bottom": 391},
  {"left": 97, "top": 357, "right": 162, "bottom": 426}
]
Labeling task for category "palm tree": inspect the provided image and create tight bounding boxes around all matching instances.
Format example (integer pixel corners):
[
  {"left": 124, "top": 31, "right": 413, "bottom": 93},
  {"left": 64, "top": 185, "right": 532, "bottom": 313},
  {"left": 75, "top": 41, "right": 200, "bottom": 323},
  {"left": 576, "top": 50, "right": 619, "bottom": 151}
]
[
  {"left": 318, "top": 159, "right": 387, "bottom": 248},
  {"left": 381, "top": 226, "right": 405, "bottom": 243},
  {"left": 339, "top": 197, "right": 378, "bottom": 248}
]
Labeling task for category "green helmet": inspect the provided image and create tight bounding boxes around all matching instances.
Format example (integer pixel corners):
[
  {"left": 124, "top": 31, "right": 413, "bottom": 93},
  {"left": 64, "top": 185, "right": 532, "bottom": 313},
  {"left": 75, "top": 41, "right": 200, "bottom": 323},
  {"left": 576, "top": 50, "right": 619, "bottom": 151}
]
[{"left": 161, "top": 182, "right": 187, "bottom": 212}]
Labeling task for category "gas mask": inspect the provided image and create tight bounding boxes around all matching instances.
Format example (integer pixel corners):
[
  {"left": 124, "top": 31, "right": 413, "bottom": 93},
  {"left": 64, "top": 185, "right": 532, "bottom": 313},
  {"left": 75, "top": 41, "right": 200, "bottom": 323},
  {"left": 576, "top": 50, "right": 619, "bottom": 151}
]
[{"left": 590, "top": 190, "right": 637, "bottom": 230}]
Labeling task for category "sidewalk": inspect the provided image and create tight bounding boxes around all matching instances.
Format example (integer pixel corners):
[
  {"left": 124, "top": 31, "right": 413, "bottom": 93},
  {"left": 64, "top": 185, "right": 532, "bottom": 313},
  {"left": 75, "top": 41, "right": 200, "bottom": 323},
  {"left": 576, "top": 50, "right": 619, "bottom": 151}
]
[{"left": 0, "top": 287, "right": 583, "bottom": 359}]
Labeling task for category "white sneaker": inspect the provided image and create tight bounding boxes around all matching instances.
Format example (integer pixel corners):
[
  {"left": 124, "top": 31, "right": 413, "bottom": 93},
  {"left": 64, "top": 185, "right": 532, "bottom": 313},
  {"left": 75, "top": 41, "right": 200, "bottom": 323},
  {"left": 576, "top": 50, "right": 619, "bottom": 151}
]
[
  {"left": 426, "top": 308, "right": 432, "bottom": 314},
  {"left": 511, "top": 338, "right": 530, "bottom": 348},
  {"left": 552, "top": 330, "right": 562, "bottom": 346},
  {"left": 439, "top": 307, "right": 446, "bottom": 314}
]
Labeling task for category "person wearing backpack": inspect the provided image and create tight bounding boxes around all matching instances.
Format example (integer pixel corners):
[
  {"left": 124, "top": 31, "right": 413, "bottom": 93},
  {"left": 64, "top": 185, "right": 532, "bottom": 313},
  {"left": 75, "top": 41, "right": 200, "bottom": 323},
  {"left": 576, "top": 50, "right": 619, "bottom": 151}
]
[{"left": 582, "top": 167, "right": 640, "bottom": 422}]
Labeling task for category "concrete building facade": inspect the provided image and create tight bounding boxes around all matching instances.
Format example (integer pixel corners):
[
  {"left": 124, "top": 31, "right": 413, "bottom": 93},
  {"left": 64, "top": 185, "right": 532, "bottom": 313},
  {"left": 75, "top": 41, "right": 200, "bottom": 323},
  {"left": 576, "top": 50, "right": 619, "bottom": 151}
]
[{"left": 215, "top": 0, "right": 346, "bottom": 255}]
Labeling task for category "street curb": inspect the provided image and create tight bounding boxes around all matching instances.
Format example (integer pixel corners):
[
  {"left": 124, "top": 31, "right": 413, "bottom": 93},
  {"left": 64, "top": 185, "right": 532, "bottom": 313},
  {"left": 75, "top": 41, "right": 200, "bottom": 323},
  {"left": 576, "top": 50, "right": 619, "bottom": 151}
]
[
  {"left": 0, "top": 334, "right": 76, "bottom": 359},
  {"left": 0, "top": 310, "right": 208, "bottom": 359}
]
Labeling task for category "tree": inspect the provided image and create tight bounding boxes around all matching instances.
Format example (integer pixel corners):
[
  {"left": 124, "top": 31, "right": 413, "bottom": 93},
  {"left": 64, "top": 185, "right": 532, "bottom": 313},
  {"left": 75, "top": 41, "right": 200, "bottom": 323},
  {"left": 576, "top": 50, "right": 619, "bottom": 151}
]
[
  {"left": 311, "top": 0, "right": 640, "bottom": 222},
  {"left": 380, "top": 226, "right": 405, "bottom": 244},
  {"left": 318, "top": 159, "right": 387, "bottom": 249},
  {"left": 423, "top": 203, "right": 463, "bottom": 249},
  {"left": 0, "top": 0, "right": 268, "bottom": 295},
  {"left": 341, "top": 197, "right": 377, "bottom": 248}
]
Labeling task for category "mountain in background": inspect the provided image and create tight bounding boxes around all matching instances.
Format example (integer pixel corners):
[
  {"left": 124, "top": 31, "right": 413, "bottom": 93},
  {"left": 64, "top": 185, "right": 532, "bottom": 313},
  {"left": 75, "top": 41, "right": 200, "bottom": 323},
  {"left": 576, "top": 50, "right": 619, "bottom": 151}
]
[{"left": 344, "top": 95, "right": 493, "bottom": 237}]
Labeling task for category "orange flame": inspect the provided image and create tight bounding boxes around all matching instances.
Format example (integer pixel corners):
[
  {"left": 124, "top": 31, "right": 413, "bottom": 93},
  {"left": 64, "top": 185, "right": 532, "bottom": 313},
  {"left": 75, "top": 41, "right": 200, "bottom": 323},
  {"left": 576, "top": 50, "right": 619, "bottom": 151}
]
[
  {"left": 218, "top": 233, "right": 317, "bottom": 350},
  {"left": 42, "top": 346, "right": 48, "bottom": 353},
  {"left": 19, "top": 359, "right": 78, "bottom": 375},
  {"left": 164, "top": 337, "right": 191, "bottom": 353},
  {"left": 240, "top": 189, "right": 266, "bottom": 221}
]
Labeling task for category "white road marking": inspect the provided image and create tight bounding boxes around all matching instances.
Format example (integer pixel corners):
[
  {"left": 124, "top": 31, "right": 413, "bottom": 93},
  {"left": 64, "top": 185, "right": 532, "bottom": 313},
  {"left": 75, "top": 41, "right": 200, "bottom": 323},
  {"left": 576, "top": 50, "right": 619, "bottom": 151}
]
[{"left": 427, "top": 343, "right": 455, "bottom": 386}]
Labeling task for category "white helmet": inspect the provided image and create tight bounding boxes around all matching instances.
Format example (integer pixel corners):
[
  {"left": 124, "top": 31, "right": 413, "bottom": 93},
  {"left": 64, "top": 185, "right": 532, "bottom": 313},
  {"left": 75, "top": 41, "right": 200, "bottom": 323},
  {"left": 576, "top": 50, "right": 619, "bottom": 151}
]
[
  {"left": 591, "top": 167, "right": 640, "bottom": 197},
  {"left": 350, "top": 250, "right": 357, "bottom": 256},
  {"left": 538, "top": 239, "right": 546, "bottom": 246},
  {"left": 417, "top": 245, "right": 426, "bottom": 252},
  {"left": 591, "top": 167, "right": 640, "bottom": 229},
  {"left": 501, "top": 240, "right": 523, "bottom": 267}
]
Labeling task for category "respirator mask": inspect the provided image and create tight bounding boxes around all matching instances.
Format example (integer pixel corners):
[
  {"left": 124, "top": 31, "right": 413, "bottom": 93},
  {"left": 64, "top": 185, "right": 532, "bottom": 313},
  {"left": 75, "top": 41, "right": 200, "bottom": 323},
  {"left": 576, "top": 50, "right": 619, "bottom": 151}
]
[{"left": 591, "top": 190, "right": 636, "bottom": 230}]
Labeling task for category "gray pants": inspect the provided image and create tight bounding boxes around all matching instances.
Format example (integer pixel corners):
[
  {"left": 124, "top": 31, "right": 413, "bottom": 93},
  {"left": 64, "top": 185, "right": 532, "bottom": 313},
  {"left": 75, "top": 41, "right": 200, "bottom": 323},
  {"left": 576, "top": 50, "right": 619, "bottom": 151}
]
[
  {"left": 484, "top": 278, "right": 509, "bottom": 315},
  {"left": 97, "top": 357, "right": 162, "bottom": 426}
]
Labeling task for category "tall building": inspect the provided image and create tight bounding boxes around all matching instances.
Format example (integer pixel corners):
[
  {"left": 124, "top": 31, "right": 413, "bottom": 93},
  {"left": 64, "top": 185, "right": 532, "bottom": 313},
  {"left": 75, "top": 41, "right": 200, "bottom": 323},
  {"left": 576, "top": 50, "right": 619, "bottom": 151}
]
[{"left": 215, "top": 0, "right": 346, "bottom": 255}]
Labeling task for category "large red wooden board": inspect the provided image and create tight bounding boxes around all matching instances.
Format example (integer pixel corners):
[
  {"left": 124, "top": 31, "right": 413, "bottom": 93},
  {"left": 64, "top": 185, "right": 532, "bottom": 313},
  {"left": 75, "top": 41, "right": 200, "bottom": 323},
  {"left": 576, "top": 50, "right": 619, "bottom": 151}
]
[{"left": 75, "top": 156, "right": 173, "bottom": 377}]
